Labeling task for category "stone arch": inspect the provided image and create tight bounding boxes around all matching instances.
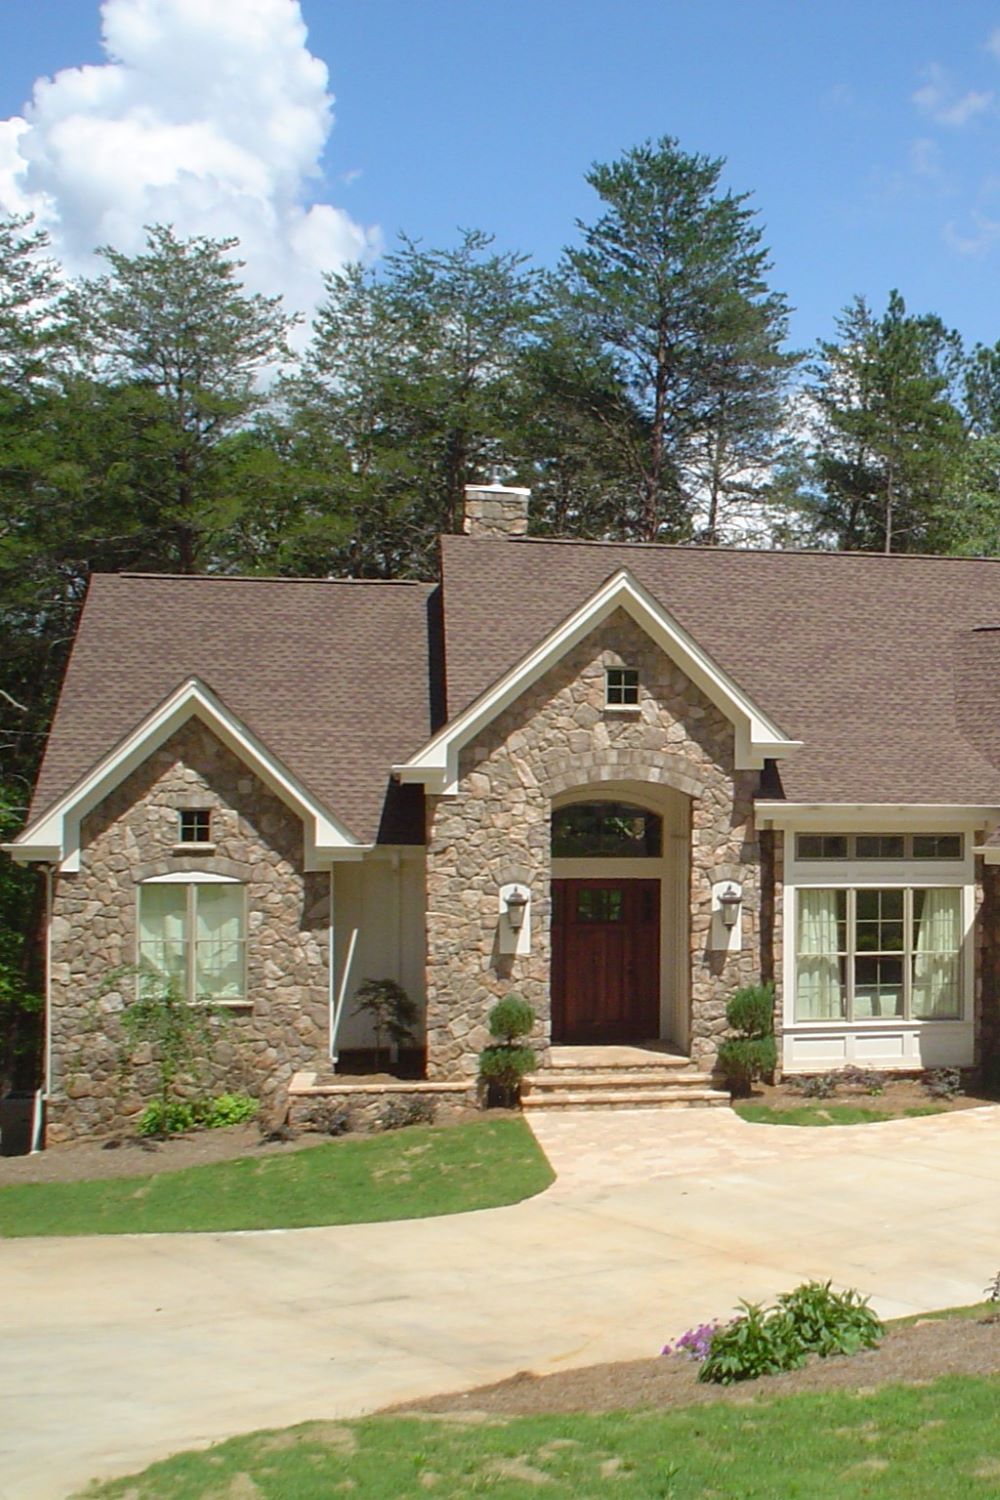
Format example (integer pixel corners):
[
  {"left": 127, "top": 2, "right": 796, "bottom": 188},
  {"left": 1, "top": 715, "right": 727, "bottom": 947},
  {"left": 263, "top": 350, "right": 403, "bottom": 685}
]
[{"left": 539, "top": 748, "right": 707, "bottom": 802}]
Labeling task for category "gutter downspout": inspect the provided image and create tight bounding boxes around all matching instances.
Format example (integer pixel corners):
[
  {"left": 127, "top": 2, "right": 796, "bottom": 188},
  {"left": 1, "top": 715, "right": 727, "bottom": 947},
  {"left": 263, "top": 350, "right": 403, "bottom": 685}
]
[
  {"left": 328, "top": 867, "right": 336, "bottom": 1071},
  {"left": 32, "top": 863, "right": 53, "bottom": 1153}
]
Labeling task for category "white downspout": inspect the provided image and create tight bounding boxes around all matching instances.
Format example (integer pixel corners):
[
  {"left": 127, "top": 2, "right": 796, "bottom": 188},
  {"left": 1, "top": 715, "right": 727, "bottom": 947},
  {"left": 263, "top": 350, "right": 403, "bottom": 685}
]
[
  {"left": 327, "top": 867, "right": 336, "bottom": 1071},
  {"left": 32, "top": 863, "right": 53, "bottom": 1153}
]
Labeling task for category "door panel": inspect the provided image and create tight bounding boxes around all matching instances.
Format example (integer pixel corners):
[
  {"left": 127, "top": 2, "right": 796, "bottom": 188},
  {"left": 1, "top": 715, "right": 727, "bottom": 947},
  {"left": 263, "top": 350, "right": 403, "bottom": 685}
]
[{"left": 551, "top": 878, "right": 660, "bottom": 1042}]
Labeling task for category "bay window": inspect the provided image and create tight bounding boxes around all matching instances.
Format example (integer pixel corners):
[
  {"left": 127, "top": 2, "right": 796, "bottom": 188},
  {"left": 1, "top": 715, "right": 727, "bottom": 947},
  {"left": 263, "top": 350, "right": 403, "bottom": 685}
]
[
  {"left": 794, "top": 886, "right": 962, "bottom": 1023},
  {"left": 138, "top": 880, "right": 246, "bottom": 1003}
]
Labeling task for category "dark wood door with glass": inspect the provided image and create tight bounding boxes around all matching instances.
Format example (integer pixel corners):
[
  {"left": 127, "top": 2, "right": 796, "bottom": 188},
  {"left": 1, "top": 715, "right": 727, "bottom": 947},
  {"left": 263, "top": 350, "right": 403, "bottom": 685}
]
[{"left": 551, "top": 878, "right": 661, "bottom": 1042}]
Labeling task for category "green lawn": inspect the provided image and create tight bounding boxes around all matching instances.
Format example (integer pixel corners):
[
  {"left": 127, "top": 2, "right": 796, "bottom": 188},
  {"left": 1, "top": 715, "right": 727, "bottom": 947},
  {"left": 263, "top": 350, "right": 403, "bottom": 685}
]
[
  {"left": 0, "top": 1118, "right": 553, "bottom": 1237},
  {"left": 78, "top": 1375, "right": 1000, "bottom": 1499},
  {"left": 734, "top": 1102, "right": 947, "bottom": 1127}
]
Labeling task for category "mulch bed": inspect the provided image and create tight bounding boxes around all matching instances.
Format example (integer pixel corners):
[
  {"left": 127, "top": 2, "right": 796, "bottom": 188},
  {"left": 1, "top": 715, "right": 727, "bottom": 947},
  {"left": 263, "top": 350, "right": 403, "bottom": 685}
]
[
  {"left": 0, "top": 1123, "right": 331, "bottom": 1185},
  {"left": 749, "top": 1077, "right": 995, "bottom": 1114},
  {"left": 388, "top": 1316, "right": 1000, "bottom": 1418}
]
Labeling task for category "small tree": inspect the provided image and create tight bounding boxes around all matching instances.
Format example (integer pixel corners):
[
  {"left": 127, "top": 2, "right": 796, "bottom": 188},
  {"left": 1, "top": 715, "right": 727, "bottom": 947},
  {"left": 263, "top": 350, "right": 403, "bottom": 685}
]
[
  {"left": 479, "top": 993, "right": 536, "bottom": 1108},
  {"left": 115, "top": 965, "right": 218, "bottom": 1137},
  {"left": 352, "top": 978, "right": 419, "bottom": 1070},
  {"left": 716, "top": 982, "right": 776, "bottom": 1098}
]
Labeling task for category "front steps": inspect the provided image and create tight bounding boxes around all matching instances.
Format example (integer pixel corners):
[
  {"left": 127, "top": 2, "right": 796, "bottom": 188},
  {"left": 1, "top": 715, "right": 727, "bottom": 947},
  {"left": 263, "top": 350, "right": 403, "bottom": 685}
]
[{"left": 522, "top": 1043, "right": 731, "bottom": 1112}]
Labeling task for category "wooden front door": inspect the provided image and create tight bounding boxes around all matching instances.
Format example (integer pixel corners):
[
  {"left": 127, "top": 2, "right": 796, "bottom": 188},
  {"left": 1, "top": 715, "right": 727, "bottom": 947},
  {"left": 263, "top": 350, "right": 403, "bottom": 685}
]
[{"left": 551, "top": 878, "right": 660, "bottom": 1043}]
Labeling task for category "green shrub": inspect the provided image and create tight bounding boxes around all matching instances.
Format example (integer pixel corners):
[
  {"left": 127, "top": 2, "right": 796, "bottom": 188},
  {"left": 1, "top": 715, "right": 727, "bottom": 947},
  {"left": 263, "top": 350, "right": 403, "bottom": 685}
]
[
  {"left": 775, "top": 1281, "right": 883, "bottom": 1358},
  {"left": 699, "top": 1281, "right": 882, "bottom": 1385},
  {"left": 725, "top": 982, "right": 775, "bottom": 1039},
  {"left": 377, "top": 1096, "right": 436, "bottom": 1131},
  {"left": 488, "top": 993, "right": 535, "bottom": 1042},
  {"left": 718, "top": 981, "right": 776, "bottom": 1096},
  {"left": 716, "top": 1036, "right": 776, "bottom": 1098},
  {"left": 478, "top": 1043, "right": 536, "bottom": 1107},
  {"left": 202, "top": 1092, "right": 259, "bottom": 1128},
  {"left": 137, "top": 1099, "right": 198, "bottom": 1137},
  {"left": 137, "top": 1092, "right": 258, "bottom": 1136}
]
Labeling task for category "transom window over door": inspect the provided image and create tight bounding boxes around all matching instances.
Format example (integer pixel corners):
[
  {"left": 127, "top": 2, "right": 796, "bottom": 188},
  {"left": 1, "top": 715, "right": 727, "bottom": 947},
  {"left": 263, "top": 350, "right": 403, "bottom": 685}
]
[
  {"left": 138, "top": 881, "right": 246, "bottom": 1003},
  {"left": 552, "top": 802, "right": 663, "bottom": 858},
  {"left": 795, "top": 887, "right": 962, "bottom": 1023}
]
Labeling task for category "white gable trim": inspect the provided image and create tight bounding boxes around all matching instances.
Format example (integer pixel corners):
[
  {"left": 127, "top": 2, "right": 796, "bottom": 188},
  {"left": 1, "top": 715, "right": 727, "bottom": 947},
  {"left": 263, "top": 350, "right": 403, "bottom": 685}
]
[
  {"left": 395, "top": 568, "right": 801, "bottom": 794},
  {"left": 6, "top": 678, "right": 364, "bottom": 872}
]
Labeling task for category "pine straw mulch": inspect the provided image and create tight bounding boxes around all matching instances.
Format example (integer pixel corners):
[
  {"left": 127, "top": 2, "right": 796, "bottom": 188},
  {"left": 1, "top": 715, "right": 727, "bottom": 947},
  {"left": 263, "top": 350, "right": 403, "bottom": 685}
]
[{"left": 386, "top": 1314, "right": 1000, "bottom": 1418}]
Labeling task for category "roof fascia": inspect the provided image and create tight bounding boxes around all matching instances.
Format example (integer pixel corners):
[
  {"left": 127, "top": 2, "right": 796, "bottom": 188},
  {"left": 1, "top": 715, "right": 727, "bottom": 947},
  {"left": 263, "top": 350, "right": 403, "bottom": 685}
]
[
  {"left": 756, "top": 801, "right": 998, "bottom": 833},
  {"left": 7, "top": 678, "right": 362, "bottom": 871},
  {"left": 396, "top": 568, "right": 800, "bottom": 793}
]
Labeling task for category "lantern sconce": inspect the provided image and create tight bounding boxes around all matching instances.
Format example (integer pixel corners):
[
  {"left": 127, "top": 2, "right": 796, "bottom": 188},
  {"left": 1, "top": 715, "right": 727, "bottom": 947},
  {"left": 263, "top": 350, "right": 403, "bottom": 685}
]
[
  {"left": 711, "top": 880, "right": 743, "bottom": 952},
  {"left": 499, "top": 883, "right": 531, "bottom": 955}
]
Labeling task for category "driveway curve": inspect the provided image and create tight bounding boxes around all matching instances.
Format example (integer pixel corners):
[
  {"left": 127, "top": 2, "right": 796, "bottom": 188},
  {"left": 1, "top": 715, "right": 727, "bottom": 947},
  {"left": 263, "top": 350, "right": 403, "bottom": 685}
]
[{"left": 3, "top": 1106, "right": 999, "bottom": 1499}]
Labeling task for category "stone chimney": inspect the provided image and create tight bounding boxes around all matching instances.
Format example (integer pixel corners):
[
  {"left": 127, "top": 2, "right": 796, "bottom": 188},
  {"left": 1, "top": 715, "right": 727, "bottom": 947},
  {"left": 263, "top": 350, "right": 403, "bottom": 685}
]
[{"left": 462, "top": 482, "right": 530, "bottom": 539}]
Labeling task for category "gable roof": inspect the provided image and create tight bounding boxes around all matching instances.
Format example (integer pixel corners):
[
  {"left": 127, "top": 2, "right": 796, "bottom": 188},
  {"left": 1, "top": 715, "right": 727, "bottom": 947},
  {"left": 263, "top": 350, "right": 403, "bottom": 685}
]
[
  {"left": 398, "top": 567, "right": 800, "bottom": 792},
  {"left": 439, "top": 534, "right": 1000, "bottom": 807},
  {"left": 24, "top": 573, "right": 436, "bottom": 850}
]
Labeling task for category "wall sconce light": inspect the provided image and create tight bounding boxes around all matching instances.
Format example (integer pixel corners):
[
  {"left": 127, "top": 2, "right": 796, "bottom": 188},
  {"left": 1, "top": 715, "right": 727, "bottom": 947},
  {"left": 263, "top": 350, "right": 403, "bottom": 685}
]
[
  {"left": 505, "top": 886, "right": 529, "bottom": 931},
  {"left": 718, "top": 884, "right": 742, "bottom": 929}
]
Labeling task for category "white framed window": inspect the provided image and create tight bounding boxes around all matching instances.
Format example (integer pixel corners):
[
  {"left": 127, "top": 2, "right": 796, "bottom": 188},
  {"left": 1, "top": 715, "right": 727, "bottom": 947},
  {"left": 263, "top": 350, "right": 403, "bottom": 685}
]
[
  {"left": 796, "top": 832, "right": 963, "bottom": 861},
  {"left": 795, "top": 885, "right": 963, "bottom": 1023},
  {"left": 177, "top": 808, "right": 213, "bottom": 844},
  {"left": 605, "top": 666, "right": 639, "bottom": 709},
  {"left": 138, "top": 879, "right": 246, "bottom": 1004}
]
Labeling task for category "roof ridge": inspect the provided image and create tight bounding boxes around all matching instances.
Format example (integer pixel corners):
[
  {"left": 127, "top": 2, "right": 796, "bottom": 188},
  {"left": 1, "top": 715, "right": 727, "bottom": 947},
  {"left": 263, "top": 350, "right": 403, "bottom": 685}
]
[
  {"left": 447, "top": 536, "right": 1000, "bottom": 565},
  {"left": 112, "top": 572, "right": 432, "bottom": 586}
]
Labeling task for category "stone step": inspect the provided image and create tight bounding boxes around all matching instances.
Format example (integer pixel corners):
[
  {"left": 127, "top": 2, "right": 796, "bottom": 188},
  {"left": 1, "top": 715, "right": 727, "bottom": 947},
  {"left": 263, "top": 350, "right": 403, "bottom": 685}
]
[
  {"left": 524, "top": 1070, "right": 716, "bottom": 1091},
  {"left": 522, "top": 1087, "right": 731, "bottom": 1110},
  {"left": 545, "top": 1047, "right": 692, "bottom": 1071}
]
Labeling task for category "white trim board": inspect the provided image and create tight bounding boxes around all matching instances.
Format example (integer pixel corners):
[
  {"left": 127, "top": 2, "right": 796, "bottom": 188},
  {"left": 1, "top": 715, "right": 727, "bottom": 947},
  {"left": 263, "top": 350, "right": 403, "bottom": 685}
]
[
  {"left": 757, "top": 802, "right": 997, "bottom": 833},
  {"left": 6, "top": 678, "right": 365, "bottom": 872},
  {"left": 395, "top": 568, "right": 801, "bottom": 794}
]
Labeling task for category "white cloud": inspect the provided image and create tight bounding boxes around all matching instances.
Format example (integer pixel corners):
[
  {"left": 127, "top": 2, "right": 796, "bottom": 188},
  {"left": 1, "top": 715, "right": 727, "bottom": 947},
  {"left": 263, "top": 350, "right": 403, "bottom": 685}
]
[
  {"left": 0, "top": 0, "right": 380, "bottom": 327},
  {"left": 943, "top": 208, "right": 1000, "bottom": 256},
  {"left": 912, "top": 64, "right": 993, "bottom": 127}
]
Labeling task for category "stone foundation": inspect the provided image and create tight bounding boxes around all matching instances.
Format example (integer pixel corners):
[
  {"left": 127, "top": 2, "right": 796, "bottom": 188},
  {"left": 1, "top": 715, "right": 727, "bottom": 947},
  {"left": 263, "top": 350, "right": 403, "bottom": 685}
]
[{"left": 287, "top": 1075, "right": 477, "bottom": 1132}]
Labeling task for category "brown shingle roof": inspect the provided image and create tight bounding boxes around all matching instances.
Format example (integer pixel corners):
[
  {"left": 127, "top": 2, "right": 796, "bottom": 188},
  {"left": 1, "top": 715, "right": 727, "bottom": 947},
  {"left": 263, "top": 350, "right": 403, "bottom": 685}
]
[
  {"left": 30, "top": 573, "right": 436, "bottom": 845},
  {"left": 440, "top": 535, "right": 1000, "bottom": 806}
]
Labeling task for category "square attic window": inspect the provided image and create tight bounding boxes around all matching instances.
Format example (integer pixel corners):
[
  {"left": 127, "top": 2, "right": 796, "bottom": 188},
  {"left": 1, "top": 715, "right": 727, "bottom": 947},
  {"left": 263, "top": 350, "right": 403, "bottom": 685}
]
[
  {"left": 605, "top": 667, "right": 639, "bottom": 708},
  {"left": 178, "top": 809, "right": 213, "bottom": 844}
]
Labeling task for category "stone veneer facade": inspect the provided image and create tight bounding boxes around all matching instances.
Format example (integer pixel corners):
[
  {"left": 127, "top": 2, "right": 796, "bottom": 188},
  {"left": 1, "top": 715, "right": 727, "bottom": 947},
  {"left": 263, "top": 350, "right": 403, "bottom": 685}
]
[
  {"left": 424, "top": 609, "right": 765, "bottom": 1078},
  {"left": 47, "top": 721, "right": 329, "bottom": 1141}
]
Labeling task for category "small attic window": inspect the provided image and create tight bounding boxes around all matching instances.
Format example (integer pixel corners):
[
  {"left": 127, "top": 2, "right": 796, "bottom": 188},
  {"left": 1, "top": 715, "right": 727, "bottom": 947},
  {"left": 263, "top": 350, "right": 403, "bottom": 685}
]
[
  {"left": 178, "top": 809, "right": 213, "bottom": 845},
  {"left": 605, "top": 667, "right": 639, "bottom": 709}
]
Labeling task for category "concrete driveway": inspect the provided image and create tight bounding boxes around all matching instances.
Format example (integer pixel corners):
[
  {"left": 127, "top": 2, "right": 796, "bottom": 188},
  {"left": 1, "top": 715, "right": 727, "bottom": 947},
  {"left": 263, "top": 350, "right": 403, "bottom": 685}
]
[{"left": 3, "top": 1105, "right": 1000, "bottom": 1499}]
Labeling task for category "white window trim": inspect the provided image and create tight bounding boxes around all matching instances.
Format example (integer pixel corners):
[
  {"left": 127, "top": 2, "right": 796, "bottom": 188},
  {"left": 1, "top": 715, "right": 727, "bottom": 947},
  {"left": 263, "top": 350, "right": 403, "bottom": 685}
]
[
  {"left": 782, "top": 827, "right": 975, "bottom": 1056},
  {"left": 137, "top": 878, "right": 248, "bottom": 1007}
]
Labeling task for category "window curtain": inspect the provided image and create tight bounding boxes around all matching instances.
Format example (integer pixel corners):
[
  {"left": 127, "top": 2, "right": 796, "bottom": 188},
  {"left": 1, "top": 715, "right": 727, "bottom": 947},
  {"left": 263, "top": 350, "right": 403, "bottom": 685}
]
[
  {"left": 194, "top": 885, "right": 244, "bottom": 1001},
  {"left": 796, "top": 890, "right": 844, "bottom": 1020},
  {"left": 138, "top": 885, "right": 187, "bottom": 993},
  {"left": 913, "top": 889, "right": 961, "bottom": 1019}
]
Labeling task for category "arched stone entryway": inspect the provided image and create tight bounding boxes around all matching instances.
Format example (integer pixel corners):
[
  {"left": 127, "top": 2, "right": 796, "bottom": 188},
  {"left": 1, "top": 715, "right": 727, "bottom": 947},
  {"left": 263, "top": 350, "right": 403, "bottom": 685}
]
[{"left": 548, "top": 778, "right": 691, "bottom": 1049}]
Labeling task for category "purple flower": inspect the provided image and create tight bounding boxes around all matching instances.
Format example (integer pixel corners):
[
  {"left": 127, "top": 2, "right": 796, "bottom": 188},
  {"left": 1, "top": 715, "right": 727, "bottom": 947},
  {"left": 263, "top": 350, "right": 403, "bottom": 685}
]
[{"left": 662, "top": 1321, "right": 723, "bottom": 1361}]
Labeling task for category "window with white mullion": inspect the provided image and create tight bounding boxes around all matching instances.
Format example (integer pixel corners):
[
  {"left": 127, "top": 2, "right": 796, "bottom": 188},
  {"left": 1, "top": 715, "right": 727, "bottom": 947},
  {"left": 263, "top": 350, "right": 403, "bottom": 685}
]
[
  {"left": 138, "top": 882, "right": 246, "bottom": 1003},
  {"left": 794, "top": 885, "right": 962, "bottom": 1024}
]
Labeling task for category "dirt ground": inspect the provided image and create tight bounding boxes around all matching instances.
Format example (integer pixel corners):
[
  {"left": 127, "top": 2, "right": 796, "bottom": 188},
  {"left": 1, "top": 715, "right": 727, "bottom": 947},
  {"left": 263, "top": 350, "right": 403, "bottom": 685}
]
[
  {"left": 0, "top": 1122, "right": 333, "bottom": 1185},
  {"left": 389, "top": 1315, "right": 1000, "bottom": 1418},
  {"left": 749, "top": 1075, "right": 994, "bottom": 1114}
]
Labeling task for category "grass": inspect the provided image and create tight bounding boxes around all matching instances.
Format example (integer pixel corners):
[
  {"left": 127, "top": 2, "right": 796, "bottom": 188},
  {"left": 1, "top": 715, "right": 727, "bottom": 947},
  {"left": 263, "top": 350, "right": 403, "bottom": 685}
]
[
  {"left": 734, "top": 1102, "right": 947, "bottom": 1127},
  {"left": 0, "top": 1118, "right": 553, "bottom": 1237},
  {"left": 78, "top": 1375, "right": 1000, "bottom": 1499}
]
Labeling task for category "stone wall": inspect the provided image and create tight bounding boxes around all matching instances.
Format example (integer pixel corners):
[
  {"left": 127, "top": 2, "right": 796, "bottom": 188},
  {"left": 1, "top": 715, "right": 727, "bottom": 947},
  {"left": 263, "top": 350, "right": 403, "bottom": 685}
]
[
  {"left": 47, "top": 720, "right": 329, "bottom": 1141},
  {"left": 424, "top": 609, "right": 764, "bottom": 1078}
]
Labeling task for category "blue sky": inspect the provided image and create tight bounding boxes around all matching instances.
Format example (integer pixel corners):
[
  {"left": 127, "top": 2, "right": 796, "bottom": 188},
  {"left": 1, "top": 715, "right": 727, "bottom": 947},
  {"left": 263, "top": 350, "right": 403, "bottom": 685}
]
[{"left": 3, "top": 0, "right": 1000, "bottom": 353}]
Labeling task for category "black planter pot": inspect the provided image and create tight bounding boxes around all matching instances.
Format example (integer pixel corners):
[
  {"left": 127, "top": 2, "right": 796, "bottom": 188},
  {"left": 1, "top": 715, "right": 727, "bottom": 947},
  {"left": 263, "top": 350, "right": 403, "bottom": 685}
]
[{"left": 0, "top": 1091, "right": 38, "bottom": 1156}]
